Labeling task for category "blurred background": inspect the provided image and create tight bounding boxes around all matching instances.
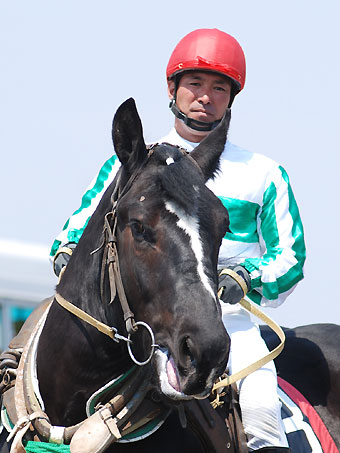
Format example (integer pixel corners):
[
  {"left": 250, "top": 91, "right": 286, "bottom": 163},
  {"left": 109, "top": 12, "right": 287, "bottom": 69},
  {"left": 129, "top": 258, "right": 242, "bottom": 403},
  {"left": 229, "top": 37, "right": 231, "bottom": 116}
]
[{"left": 1, "top": 0, "right": 339, "bottom": 349}]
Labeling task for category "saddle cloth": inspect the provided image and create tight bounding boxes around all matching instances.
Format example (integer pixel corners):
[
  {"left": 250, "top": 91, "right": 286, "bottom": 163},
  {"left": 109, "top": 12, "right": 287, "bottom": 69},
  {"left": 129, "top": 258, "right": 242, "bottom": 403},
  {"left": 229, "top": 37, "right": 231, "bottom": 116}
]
[{"left": 278, "top": 377, "right": 338, "bottom": 453}]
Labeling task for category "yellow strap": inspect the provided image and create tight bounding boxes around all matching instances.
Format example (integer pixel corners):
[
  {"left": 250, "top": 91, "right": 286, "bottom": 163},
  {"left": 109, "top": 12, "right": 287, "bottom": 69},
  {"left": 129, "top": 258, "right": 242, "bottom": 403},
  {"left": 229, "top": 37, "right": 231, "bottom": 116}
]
[
  {"left": 54, "top": 246, "right": 74, "bottom": 258},
  {"left": 212, "top": 298, "right": 285, "bottom": 391},
  {"left": 55, "top": 293, "right": 284, "bottom": 391},
  {"left": 53, "top": 246, "right": 74, "bottom": 277},
  {"left": 218, "top": 268, "right": 248, "bottom": 298},
  {"left": 55, "top": 292, "right": 116, "bottom": 340}
]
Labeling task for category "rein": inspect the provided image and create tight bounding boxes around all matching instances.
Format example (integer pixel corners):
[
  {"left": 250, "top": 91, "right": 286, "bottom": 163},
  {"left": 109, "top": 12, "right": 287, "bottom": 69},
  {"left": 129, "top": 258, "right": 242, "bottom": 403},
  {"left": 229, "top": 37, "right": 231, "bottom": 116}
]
[
  {"left": 212, "top": 298, "right": 285, "bottom": 396},
  {"left": 54, "top": 292, "right": 157, "bottom": 367}
]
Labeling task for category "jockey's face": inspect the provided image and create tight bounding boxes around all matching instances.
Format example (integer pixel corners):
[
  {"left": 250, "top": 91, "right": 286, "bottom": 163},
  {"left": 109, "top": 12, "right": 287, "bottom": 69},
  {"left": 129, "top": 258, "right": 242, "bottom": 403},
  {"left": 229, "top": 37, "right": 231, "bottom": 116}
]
[{"left": 168, "top": 71, "right": 231, "bottom": 142}]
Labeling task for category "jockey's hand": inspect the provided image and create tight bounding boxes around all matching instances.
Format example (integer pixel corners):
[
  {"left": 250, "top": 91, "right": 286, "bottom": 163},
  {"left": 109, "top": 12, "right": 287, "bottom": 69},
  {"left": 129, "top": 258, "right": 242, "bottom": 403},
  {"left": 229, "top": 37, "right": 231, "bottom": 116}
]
[
  {"left": 53, "top": 243, "right": 77, "bottom": 277},
  {"left": 218, "top": 266, "right": 251, "bottom": 305}
]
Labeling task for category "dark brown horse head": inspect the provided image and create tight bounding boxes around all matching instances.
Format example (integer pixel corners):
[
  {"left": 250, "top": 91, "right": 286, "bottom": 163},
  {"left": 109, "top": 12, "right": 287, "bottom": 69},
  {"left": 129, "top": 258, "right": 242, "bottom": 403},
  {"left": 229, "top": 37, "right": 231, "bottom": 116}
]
[{"left": 112, "top": 98, "right": 231, "bottom": 399}]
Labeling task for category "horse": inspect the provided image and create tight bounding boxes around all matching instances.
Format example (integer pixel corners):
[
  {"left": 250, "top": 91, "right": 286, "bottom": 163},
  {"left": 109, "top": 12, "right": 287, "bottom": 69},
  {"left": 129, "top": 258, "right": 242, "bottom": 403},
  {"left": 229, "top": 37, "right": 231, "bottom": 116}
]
[
  {"left": 0, "top": 98, "right": 234, "bottom": 452},
  {"left": 261, "top": 323, "right": 340, "bottom": 450},
  {"left": 2, "top": 99, "right": 339, "bottom": 453}
]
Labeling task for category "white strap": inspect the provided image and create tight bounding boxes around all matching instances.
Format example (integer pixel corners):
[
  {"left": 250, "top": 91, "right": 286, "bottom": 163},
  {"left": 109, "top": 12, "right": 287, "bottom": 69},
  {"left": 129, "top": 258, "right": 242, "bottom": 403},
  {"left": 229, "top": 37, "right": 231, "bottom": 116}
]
[{"left": 7, "top": 411, "right": 42, "bottom": 442}]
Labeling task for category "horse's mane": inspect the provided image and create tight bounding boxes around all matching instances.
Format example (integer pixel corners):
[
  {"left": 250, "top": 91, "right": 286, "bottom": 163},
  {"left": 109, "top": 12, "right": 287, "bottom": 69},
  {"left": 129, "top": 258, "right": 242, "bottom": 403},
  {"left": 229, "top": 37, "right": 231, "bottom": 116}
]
[{"left": 151, "top": 144, "right": 204, "bottom": 216}]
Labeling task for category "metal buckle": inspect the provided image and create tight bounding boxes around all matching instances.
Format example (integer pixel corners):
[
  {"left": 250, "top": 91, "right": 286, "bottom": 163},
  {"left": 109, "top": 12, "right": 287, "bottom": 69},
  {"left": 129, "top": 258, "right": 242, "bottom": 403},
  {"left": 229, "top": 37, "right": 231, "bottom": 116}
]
[{"left": 109, "top": 327, "right": 131, "bottom": 344}]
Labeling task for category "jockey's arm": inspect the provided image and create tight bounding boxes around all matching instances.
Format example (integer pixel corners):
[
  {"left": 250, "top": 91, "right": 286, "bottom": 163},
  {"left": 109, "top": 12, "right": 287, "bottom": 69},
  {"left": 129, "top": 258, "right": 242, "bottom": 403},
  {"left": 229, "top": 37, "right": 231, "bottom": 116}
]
[
  {"left": 50, "top": 154, "right": 121, "bottom": 275},
  {"left": 219, "top": 165, "right": 306, "bottom": 307}
]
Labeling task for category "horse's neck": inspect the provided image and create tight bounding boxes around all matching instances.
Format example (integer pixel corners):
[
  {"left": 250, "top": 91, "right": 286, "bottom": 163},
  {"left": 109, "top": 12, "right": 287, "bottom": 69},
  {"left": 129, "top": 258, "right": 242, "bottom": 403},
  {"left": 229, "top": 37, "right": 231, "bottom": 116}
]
[
  {"left": 36, "top": 297, "right": 131, "bottom": 425},
  {"left": 37, "top": 250, "right": 131, "bottom": 424},
  {"left": 36, "top": 177, "right": 135, "bottom": 424}
]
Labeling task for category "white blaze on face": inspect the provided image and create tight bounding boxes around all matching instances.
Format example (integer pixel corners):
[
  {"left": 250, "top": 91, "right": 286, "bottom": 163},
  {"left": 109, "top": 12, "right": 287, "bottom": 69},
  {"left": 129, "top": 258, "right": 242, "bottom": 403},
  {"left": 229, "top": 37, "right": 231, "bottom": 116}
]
[{"left": 165, "top": 200, "right": 215, "bottom": 300}]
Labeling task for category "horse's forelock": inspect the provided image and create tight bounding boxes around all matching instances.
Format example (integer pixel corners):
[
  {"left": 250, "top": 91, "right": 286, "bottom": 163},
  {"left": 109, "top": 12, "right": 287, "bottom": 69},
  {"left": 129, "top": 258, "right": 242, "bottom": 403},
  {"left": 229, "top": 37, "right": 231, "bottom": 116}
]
[{"left": 152, "top": 145, "right": 204, "bottom": 215}]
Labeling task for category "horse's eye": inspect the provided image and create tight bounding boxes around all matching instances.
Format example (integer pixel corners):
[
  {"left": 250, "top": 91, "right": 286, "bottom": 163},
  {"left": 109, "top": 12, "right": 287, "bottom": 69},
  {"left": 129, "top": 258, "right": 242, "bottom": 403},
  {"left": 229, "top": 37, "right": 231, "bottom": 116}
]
[{"left": 129, "top": 220, "right": 145, "bottom": 241}]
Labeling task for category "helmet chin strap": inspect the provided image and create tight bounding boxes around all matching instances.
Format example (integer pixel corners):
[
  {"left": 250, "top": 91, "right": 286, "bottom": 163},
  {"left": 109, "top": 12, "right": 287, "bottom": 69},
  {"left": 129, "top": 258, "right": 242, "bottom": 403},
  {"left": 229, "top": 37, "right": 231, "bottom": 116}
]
[{"left": 169, "top": 99, "right": 221, "bottom": 132}]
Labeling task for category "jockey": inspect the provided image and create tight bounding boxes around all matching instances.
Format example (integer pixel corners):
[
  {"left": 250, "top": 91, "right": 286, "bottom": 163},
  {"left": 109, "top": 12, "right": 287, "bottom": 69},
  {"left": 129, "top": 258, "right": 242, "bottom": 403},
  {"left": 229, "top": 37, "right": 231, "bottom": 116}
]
[{"left": 51, "top": 29, "right": 305, "bottom": 452}]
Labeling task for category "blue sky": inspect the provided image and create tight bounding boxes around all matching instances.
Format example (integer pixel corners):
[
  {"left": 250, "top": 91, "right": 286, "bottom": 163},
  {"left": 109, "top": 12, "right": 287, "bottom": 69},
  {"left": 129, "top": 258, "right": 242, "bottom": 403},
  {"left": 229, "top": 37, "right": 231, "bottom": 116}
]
[{"left": 1, "top": 1, "right": 339, "bottom": 327}]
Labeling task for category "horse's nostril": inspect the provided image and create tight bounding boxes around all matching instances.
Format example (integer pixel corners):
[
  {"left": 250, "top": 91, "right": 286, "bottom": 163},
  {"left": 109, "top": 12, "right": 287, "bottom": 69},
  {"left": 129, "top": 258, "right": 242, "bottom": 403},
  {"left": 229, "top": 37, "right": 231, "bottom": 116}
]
[
  {"left": 182, "top": 336, "right": 190, "bottom": 355},
  {"left": 179, "top": 336, "right": 197, "bottom": 372}
]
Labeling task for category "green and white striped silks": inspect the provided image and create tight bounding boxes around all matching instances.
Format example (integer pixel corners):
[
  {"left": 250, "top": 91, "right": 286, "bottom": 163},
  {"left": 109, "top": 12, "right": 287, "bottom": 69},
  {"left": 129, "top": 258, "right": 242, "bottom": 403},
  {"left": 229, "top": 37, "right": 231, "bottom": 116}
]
[{"left": 51, "top": 129, "right": 305, "bottom": 308}]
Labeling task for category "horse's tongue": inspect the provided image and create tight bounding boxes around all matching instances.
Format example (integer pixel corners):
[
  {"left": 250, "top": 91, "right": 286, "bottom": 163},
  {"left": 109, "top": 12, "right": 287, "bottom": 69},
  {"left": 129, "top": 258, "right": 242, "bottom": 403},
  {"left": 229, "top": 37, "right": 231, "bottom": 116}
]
[{"left": 166, "top": 356, "right": 181, "bottom": 392}]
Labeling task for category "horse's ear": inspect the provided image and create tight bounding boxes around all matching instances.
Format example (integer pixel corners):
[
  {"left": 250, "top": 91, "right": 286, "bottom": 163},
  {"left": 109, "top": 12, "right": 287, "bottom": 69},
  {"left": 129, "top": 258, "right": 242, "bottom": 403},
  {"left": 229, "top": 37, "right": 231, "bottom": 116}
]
[
  {"left": 190, "top": 109, "right": 231, "bottom": 182},
  {"left": 112, "top": 98, "right": 148, "bottom": 175}
]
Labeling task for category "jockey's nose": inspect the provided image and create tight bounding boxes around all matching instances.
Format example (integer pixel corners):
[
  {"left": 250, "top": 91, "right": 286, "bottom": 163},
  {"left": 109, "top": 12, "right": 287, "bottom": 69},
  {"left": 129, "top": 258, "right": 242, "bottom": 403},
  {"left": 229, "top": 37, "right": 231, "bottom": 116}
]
[{"left": 198, "top": 93, "right": 210, "bottom": 104}]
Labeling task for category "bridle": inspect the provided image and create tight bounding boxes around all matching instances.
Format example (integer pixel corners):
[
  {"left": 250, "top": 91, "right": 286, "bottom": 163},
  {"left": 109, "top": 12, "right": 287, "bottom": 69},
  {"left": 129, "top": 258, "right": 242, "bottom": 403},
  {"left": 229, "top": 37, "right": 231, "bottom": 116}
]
[
  {"left": 55, "top": 147, "right": 159, "bottom": 366},
  {"left": 55, "top": 143, "right": 203, "bottom": 366},
  {"left": 100, "top": 202, "right": 137, "bottom": 334}
]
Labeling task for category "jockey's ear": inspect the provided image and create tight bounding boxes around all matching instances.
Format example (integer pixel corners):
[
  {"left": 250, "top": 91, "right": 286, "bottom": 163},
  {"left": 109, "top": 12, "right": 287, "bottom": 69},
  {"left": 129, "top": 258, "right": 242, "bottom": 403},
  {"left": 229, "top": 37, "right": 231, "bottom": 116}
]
[
  {"left": 190, "top": 109, "right": 231, "bottom": 182},
  {"left": 112, "top": 98, "right": 148, "bottom": 176}
]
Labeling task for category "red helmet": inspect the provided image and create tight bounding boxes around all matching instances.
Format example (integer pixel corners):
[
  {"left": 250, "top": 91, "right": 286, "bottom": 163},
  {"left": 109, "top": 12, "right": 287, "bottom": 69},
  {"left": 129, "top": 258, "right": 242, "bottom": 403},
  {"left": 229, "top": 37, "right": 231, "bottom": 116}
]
[{"left": 166, "top": 28, "right": 246, "bottom": 92}]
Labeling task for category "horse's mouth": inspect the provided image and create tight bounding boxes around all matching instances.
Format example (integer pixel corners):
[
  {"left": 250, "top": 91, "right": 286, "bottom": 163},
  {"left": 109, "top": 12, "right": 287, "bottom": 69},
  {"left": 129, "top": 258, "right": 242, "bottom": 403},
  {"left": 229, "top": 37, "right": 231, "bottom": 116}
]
[{"left": 154, "top": 348, "right": 210, "bottom": 401}]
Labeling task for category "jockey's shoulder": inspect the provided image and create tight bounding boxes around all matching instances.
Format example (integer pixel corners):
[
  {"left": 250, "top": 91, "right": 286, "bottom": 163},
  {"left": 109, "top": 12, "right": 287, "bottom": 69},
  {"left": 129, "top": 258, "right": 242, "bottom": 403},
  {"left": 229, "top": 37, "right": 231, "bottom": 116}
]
[
  {"left": 223, "top": 141, "right": 281, "bottom": 173},
  {"left": 149, "top": 129, "right": 283, "bottom": 178}
]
